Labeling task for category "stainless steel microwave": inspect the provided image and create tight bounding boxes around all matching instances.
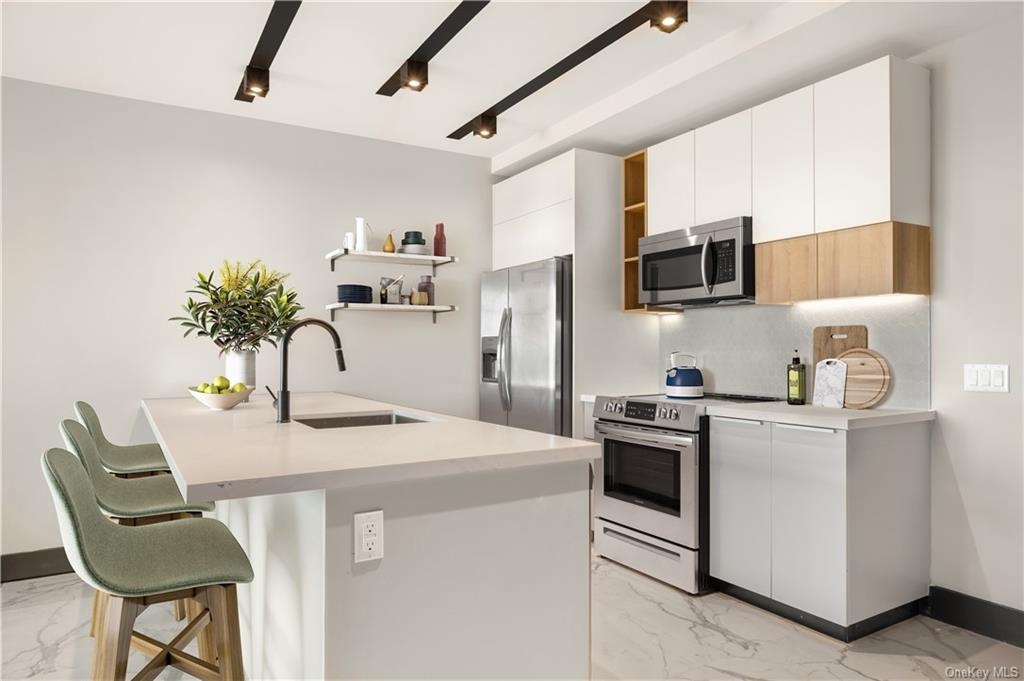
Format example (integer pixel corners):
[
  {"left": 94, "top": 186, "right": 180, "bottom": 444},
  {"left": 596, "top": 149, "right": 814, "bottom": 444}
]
[{"left": 637, "top": 216, "right": 755, "bottom": 308}]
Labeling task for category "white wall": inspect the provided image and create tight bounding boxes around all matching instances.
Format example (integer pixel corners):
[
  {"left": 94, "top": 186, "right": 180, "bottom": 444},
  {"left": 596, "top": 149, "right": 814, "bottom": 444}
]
[
  {"left": 911, "top": 16, "right": 1024, "bottom": 610},
  {"left": 1, "top": 79, "right": 492, "bottom": 555}
]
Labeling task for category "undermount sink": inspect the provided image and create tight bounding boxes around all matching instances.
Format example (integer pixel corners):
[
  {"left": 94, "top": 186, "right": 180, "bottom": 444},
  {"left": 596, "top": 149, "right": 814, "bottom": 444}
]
[{"left": 294, "top": 411, "right": 425, "bottom": 430}]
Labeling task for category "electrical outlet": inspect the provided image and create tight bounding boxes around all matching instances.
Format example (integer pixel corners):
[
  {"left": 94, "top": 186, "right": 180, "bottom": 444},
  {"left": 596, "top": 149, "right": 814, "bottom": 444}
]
[
  {"left": 354, "top": 510, "right": 383, "bottom": 563},
  {"left": 964, "top": 364, "right": 1010, "bottom": 392}
]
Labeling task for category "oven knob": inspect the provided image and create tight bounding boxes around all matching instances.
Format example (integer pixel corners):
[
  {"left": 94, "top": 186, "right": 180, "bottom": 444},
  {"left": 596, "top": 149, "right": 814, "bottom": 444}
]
[
  {"left": 602, "top": 403, "right": 610, "bottom": 412},
  {"left": 669, "top": 409, "right": 679, "bottom": 420},
  {"left": 657, "top": 407, "right": 667, "bottom": 418},
  {"left": 615, "top": 402, "right": 624, "bottom": 413}
]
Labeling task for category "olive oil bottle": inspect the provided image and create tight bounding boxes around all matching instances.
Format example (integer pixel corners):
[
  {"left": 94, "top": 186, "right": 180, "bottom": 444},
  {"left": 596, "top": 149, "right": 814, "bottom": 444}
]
[{"left": 787, "top": 351, "right": 806, "bottom": 405}]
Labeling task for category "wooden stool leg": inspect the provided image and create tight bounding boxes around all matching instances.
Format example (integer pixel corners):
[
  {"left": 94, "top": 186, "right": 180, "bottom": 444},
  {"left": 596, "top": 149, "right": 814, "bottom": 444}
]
[
  {"left": 186, "top": 597, "right": 216, "bottom": 663},
  {"left": 173, "top": 598, "right": 187, "bottom": 621},
  {"left": 90, "top": 590, "right": 102, "bottom": 638},
  {"left": 201, "top": 585, "right": 244, "bottom": 680},
  {"left": 92, "top": 595, "right": 141, "bottom": 681}
]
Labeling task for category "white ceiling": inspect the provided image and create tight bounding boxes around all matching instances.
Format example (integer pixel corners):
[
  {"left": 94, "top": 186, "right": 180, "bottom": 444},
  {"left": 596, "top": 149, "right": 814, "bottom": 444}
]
[
  {"left": 2, "top": 1, "right": 779, "bottom": 158},
  {"left": 3, "top": 1, "right": 1017, "bottom": 175}
]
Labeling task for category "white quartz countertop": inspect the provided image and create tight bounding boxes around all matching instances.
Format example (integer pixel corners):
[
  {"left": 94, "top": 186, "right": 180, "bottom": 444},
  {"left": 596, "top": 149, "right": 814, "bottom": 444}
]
[
  {"left": 705, "top": 401, "right": 935, "bottom": 430},
  {"left": 142, "top": 392, "right": 598, "bottom": 503}
]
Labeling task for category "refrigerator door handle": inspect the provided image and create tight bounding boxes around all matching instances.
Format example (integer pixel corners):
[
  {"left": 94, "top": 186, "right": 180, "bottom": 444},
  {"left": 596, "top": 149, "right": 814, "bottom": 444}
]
[
  {"left": 500, "top": 307, "right": 512, "bottom": 410},
  {"left": 497, "top": 307, "right": 511, "bottom": 411}
]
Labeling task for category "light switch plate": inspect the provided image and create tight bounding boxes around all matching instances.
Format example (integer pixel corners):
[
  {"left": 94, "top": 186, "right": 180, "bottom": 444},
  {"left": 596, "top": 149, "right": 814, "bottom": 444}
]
[
  {"left": 963, "top": 364, "right": 1009, "bottom": 392},
  {"left": 354, "top": 510, "right": 383, "bottom": 563}
]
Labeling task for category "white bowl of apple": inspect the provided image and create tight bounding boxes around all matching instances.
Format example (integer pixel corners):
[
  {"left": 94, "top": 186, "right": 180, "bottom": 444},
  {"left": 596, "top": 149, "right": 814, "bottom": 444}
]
[{"left": 188, "top": 376, "right": 254, "bottom": 411}]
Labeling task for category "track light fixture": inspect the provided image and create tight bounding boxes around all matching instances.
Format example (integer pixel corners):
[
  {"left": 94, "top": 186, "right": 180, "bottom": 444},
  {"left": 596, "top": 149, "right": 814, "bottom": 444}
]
[
  {"left": 377, "top": 1, "right": 489, "bottom": 96},
  {"left": 472, "top": 114, "right": 497, "bottom": 139},
  {"left": 244, "top": 66, "right": 270, "bottom": 97},
  {"left": 234, "top": 1, "right": 301, "bottom": 103},
  {"left": 448, "top": 2, "right": 686, "bottom": 140},
  {"left": 649, "top": 1, "right": 687, "bottom": 33},
  {"left": 400, "top": 60, "right": 429, "bottom": 91}
]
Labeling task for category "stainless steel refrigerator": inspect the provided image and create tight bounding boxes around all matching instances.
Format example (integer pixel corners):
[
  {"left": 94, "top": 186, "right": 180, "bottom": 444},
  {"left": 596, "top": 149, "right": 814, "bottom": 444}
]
[{"left": 480, "top": 257, "right": 572, "bottom": 436}]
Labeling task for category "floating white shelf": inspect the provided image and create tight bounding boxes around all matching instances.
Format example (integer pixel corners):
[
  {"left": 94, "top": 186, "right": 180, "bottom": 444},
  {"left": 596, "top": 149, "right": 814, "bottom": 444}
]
[
  {"left": 325, "top": 248, "right": 457, "bottom": 272},
  {"left": 325, "top": 302, "right": 458, "bottom": 324}
]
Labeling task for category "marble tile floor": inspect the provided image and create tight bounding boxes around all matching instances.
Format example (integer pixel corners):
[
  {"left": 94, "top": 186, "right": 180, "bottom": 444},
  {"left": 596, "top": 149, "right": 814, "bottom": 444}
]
[{"left": 2, "top": 557, "right": 1021, "bottom": 680}]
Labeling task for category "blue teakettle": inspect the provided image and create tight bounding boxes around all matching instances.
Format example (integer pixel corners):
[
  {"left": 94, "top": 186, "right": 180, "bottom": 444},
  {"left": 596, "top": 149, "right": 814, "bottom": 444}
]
[{"left": 665, "top": 352, "right": 704, "bottom": 399}]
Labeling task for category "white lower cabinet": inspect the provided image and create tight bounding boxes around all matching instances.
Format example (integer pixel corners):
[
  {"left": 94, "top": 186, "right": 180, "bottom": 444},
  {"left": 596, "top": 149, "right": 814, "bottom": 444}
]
[
  {"left": 709, "top": 416, "right": 771, "bottom": 597},
  {"left": 709, "top": 417, "right": 930, "bottom": 629},
  {"left": 769, "top": 423, "right": 847, "bottom": 624}
]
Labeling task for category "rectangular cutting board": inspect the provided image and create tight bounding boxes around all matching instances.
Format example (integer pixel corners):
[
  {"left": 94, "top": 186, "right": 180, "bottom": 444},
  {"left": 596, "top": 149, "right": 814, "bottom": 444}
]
[{"left": 813, "top": 325, "right": 868, "bottom": 366}]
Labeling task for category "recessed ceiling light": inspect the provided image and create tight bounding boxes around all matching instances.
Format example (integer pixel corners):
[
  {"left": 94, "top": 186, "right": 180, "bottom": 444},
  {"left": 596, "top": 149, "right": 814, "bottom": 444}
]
[
  {"left": 400, "top": 60, "right": 429, "bottom": 92},
  {"left": 649, "top": 1, "right": 687, "bottom": 33},
  {"left": 243, "top": 66, "right": 270, "bottom": 98},
  {"left": 472, "top": 114, "right": 497, "bottom": 139}
]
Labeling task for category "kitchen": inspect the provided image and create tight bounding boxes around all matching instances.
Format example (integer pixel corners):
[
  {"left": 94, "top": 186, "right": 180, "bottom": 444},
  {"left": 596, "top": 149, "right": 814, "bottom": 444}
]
[{"left": 2, "top": 2, "right": 1022, "bottom": 680}]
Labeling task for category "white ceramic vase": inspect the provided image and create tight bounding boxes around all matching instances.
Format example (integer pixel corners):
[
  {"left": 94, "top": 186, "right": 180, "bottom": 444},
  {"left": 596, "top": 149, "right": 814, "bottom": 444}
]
[{"left": 225, "top": 349, "right": 256, "bottom": 401}]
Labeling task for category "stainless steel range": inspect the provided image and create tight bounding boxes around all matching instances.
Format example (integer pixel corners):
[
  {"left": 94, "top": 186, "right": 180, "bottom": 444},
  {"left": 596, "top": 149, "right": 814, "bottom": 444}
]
[{"left": 593, "top": 393, "right": 779, "bottom": 594}]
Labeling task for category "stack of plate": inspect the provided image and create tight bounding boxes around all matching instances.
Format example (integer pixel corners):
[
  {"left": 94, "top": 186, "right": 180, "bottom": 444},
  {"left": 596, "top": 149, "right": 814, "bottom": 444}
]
[
  {"left": 399, "top": 230, "right": 429, "bottom": 255},
  {"left": 337, "top": 284, "right": 372, "bottom": 304}
]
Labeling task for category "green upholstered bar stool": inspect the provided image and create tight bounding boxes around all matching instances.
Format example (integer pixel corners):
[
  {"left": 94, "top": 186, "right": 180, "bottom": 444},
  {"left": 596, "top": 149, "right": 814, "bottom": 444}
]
[
  {"left": 74, "top": 401, "right": 170, "bottom": 476},
  {"left": 60, "top": 419, "right": 213, "bottom": 522},
  {"left": 62, "top": 419, "right": 215, "bottom": 628},
  {"left": 41, "top": 448, "right": 252, "bottom": 680}
]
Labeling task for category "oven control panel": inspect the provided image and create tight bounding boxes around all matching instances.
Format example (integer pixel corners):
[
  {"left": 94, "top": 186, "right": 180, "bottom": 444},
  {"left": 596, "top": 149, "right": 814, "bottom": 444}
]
[
  {"left": 624, "top": 401, "right": 657, "bottom": 421},
  {"left": 596, "top": 397, "right": 688, "bottom": 428}
]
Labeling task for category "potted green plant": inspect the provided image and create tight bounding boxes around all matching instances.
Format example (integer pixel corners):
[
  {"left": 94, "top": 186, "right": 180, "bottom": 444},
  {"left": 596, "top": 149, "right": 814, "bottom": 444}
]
[{"left": 170, "top": 260, "right": 302, "bottom": 394}]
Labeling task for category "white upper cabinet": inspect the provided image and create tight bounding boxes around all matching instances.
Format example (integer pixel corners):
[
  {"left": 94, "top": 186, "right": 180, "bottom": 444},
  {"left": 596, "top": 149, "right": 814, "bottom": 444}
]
[
  {"left": 492, "top": 200, "right": 575, "bottom": 272},
  {"left": 814, "top": 56, "right": 930, "bottom": 233},
  {"left": 695, "top": 109, "right": 752, "bottom": 225},
  {"left": 492, "top": 152, "right": 575, "bottom": 226},
  {"left": 752, "top": 87, "right": 814, "bottom": 243},
  {"left": 647, "top": 131, "right": 695, "bottom": 235}
]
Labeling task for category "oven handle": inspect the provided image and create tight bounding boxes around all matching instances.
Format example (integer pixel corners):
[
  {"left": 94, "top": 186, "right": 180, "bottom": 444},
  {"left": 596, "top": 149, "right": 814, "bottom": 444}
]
[
  {"left": 700, "top": 235, "right": 713, "bottom": 295},
  {"left": 595, "top": 421, "right": 694, "bottom": 449}
]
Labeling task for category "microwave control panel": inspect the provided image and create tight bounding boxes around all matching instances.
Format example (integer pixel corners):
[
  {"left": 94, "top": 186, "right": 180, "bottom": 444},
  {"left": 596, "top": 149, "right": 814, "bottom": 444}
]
[{"left": 715, "top": 239, "right": 736, "bottom": 284}]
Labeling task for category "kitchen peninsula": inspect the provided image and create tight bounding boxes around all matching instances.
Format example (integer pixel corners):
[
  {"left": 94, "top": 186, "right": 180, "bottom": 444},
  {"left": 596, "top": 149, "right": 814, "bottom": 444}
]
[{"left": 142, "top": 392, "right": 597, "bottom": 680}]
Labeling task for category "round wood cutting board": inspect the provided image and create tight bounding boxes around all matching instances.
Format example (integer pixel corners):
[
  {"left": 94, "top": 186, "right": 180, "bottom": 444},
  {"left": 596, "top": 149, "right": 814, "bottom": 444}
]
[{"left": 836, "top": 348, "right": 891, "bottom": 409}]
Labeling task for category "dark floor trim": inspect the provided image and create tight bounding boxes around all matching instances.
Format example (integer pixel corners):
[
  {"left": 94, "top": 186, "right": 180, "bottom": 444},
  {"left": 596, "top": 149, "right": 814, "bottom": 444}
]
[
  {"left": 1, "top": 547, "right": 72, "bottom": 583},
  {"left": 926, "top": 586, "right": 1024, "bottom": 647},
  {"left": 715, "top": 579, "right": 926, "bottom": 642}
]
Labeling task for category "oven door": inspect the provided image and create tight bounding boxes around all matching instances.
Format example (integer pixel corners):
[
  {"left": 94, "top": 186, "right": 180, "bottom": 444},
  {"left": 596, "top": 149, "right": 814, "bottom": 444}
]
[
  {"left": 638, "top": 223, "right": 746, "bottom": 305},
  {"left": 595, "top": 421, "right": 698, "bottom": 548}
]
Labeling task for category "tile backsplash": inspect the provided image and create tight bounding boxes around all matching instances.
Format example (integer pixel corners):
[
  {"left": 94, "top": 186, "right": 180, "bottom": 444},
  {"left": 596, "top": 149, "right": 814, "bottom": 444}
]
[{"left": 658, "top": 295, "right": 930, "bottom": 409}]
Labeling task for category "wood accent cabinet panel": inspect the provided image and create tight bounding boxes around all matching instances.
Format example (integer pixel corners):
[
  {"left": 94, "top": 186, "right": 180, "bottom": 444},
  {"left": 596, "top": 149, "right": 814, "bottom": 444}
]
[
  {"left": 647, "top": 131, "right": 695, "bottom": 235},
  {"left": 752, "top": 87, "right": 814, "bottom": 243},
  {"left": 695, "top": 110, "right": 752, "bottom": 224},
  {"left": 755, "top": 235, "right": 818, "bottom": 304},
  {"left": 817, "top": 222, "right": 931, "bottom": 299}
]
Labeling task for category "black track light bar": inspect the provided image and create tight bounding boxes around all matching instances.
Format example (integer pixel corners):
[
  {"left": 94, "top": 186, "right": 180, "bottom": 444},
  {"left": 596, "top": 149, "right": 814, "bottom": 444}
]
[
  {"left": 235, "top": 0, "right": 303, "bottom": 102},
  {"left": 377, "top": 0, "right": 490, "bottom": 96},
  {"left": 448, "top": 1, "right": 686, "bottom": 139}
]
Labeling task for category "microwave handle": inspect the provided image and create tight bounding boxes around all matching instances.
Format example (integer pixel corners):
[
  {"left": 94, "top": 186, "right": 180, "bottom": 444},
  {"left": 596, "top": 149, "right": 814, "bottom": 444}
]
[{"left": 700, "top": 235, "right": 713, "bottom": 294}]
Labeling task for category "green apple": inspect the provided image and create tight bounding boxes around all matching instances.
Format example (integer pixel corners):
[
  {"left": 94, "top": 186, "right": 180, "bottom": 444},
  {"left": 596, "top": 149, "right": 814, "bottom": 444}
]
[
  {"left": 205, "top": 386, "right": 218, "bottom": 394},
  {"left": 230, "top": 383, "right": 247, "bottom": 393},
  {"left": 213, "top": 375, "right": 230, "bottom": 390},
  {"left": 196, "top": 382, "right": 210, "bottom": 392}
]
